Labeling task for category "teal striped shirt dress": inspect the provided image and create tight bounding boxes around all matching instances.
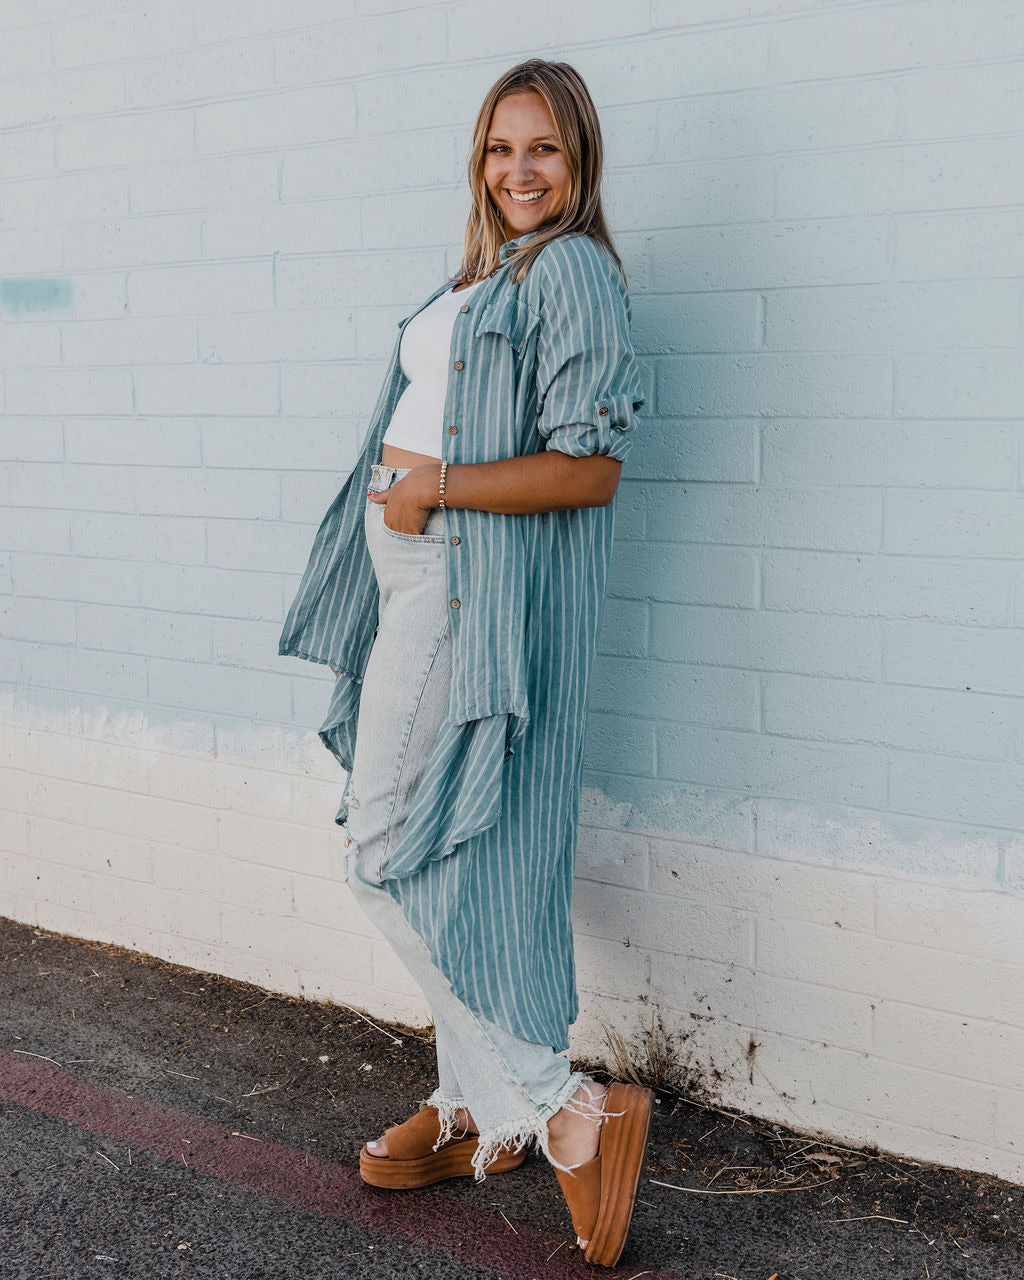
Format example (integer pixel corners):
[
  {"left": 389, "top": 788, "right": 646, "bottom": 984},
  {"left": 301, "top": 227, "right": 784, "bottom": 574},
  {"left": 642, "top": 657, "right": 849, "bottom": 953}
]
[{"left": 279, "top": 229, "right": 645, "bottom": 1053}]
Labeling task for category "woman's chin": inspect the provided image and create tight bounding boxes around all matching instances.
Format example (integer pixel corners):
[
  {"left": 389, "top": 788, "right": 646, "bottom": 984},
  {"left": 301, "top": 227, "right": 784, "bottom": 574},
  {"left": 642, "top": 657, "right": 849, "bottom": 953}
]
[{"left": 503, "top": 208, "right": 554, "bottom": 237}]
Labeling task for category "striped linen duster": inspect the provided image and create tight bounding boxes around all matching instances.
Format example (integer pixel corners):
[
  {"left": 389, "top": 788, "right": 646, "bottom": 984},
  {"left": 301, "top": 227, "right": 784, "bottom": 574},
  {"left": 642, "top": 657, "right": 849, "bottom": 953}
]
[{"left": 279, "top": 229, "right": 645, "bottom": 1053}]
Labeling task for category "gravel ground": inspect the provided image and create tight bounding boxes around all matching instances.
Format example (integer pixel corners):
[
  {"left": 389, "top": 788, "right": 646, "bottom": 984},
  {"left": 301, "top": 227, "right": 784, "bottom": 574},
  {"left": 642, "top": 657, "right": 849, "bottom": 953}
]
[{"left": 1, "top": 913, "right": 1021, "bottom": 1280}]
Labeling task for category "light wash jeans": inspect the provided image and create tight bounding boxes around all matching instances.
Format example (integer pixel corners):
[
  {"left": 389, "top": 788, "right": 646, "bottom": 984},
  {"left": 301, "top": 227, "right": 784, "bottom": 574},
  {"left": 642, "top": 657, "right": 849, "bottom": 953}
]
[{"left": 342, "top": 461, "right": 605, "bottom": 1183}]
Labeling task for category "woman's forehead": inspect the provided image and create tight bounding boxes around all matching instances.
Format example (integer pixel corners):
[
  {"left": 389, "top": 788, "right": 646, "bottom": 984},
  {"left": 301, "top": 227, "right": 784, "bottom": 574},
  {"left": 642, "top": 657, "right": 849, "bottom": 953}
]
[{"left": 488, "top": 91, "right": 555, "bottom": 134}]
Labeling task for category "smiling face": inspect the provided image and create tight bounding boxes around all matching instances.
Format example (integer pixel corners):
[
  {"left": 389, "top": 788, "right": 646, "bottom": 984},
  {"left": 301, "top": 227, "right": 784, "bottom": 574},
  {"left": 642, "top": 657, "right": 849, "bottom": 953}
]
[{"left": 483, "top": 90, "right": 571, "bottom": 240}]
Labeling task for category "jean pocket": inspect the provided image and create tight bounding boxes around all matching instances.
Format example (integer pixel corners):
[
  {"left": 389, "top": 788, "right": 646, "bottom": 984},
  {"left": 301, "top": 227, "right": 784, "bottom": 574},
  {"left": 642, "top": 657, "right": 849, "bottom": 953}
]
[{"left": 377, "top": 503, "right": 446, "bottom": 544}]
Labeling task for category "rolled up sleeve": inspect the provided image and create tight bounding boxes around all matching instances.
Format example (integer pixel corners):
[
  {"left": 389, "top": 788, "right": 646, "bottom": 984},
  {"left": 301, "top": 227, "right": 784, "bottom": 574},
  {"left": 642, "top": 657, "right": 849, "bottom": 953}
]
[{"left": 533, "top": 236, "right": 646, "bottom": 464}]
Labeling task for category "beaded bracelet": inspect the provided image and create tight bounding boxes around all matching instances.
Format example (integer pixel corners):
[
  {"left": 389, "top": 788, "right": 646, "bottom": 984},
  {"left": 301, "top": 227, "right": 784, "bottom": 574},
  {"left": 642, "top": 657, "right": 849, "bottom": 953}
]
[{"left": 438, "top": 460, "right": 448, "bottom": 509}]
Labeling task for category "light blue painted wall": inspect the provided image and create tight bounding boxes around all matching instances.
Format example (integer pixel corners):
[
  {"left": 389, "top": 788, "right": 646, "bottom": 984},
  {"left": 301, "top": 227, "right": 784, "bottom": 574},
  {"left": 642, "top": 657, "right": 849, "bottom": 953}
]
[{"left": 1, "top": 0, "right": 1022, "bottom": 890}]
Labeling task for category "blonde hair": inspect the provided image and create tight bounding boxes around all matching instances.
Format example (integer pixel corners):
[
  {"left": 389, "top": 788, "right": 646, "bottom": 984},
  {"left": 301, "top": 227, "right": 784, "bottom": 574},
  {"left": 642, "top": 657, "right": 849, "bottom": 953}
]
[{"left": 454, "top": 58, "right": 624, "bottom": 286}]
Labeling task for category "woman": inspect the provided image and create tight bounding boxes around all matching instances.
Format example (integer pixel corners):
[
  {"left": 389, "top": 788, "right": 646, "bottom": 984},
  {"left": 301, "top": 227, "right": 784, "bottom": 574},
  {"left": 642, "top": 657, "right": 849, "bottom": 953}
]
[{"left": 279, "top": 58, "right": 651, "bottom": 1267}]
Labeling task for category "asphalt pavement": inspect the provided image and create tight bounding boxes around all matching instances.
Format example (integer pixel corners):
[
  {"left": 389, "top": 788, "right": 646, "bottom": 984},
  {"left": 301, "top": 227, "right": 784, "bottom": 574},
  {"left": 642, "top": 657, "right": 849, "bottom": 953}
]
[{"left": 1, "top": 914, "right": 1021, "bottom": 1280}]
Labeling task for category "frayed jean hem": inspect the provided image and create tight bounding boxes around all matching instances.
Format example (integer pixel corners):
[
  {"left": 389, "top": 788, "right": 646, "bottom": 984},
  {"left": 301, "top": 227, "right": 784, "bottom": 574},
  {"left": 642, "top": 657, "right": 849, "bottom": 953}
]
[{"left": 422, "top": 1075, "right": 627, "bottom": 1184}]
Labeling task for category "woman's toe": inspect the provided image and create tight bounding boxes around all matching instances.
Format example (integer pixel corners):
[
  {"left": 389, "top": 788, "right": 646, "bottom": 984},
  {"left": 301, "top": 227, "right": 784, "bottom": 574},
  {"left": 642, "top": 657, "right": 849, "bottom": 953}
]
[{"left": 365, "top": 1136, "right": 389, "bottom": 1158}]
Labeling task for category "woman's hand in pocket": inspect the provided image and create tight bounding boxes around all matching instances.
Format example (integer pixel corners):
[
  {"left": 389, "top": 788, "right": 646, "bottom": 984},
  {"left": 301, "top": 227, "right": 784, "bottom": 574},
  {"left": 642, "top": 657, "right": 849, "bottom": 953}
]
[{"left": 366, "top": 465, "right": 437, "bottom": 534}]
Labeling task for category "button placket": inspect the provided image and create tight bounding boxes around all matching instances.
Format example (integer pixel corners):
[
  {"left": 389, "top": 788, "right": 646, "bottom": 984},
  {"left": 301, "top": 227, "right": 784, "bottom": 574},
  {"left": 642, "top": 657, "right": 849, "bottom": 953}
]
[{"left": 446, "top": 308, "right": 466, "bottom": 615}]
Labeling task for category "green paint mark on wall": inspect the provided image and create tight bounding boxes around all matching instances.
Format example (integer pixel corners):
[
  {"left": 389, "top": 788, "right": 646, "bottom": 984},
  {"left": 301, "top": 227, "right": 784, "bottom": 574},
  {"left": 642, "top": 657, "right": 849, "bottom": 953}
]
[{"left": 0, "top": 278, "right": 74, "bottom": 314}]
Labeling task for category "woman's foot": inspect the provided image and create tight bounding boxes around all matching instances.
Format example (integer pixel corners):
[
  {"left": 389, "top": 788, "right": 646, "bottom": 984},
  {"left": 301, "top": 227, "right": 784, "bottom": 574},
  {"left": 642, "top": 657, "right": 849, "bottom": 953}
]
[
  {"left": 550, "top": 1081, "right": 654, "bottom": 1265},
  {"left": 359, "top": 1104, "right": 526, "bottom": 1188},
  {"left": 546, "top": 1080, "right": 610, "bottom": 1247},
  {"left": 365, "top": 1106, "right": 477, "bottom": 1158}
]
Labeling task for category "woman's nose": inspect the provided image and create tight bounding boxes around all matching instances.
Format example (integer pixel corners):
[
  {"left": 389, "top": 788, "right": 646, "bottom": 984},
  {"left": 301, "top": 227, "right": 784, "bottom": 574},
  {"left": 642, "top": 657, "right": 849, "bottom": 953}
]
[{"left": 508, "top": 157, "right": 535, "bottom": 181}]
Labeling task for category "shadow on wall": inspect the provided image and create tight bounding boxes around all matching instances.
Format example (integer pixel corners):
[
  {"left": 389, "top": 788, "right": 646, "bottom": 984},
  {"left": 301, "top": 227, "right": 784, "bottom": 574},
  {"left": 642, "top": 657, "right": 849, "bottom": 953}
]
[
  {"left": 585, "top": 218, "right": 883, "bottom": 842},
  {"left": 583, "top": 229, "right": 711, "bottom": 842}
]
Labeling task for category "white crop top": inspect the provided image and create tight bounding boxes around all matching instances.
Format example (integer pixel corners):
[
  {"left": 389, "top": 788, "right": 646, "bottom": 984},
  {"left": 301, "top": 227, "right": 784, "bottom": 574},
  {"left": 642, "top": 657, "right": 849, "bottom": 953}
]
[{"left": 382, "top": 278, "right": 487, "bottom": 458}]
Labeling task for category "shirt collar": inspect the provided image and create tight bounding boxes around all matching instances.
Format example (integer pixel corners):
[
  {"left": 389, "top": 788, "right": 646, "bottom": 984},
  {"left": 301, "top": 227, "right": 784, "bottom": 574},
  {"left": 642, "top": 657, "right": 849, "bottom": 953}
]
[{"left": 498, "top": 230, "right": 539, "bottom": 262}]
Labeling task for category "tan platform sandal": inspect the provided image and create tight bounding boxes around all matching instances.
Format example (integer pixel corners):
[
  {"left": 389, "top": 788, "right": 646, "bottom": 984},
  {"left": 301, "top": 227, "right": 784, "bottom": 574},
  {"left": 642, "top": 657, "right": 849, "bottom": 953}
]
[
  {"left": 552, "top": 1081, "right": 654, "bottom": 1267},
  {"left": 359, "top": 1103, "right": 528, "bottom": 1189}
]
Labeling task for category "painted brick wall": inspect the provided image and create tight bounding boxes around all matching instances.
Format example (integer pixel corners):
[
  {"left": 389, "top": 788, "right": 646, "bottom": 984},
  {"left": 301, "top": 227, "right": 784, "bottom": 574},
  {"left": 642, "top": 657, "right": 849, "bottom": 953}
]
[{"left": 1, "top": 0, "right": 1022, "bottom": 1185}]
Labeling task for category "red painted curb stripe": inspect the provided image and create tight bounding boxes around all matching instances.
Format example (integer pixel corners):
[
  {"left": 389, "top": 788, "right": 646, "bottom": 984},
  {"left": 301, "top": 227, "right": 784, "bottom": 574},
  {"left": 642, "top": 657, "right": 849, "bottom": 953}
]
[{"left": 0, "top": 1047, "right": 684, "bottom": 1279}]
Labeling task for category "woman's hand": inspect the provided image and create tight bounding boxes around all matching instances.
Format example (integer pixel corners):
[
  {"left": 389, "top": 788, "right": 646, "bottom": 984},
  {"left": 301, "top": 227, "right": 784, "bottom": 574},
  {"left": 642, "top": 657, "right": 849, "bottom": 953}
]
[{"left": 366, "top": 465, "right": 438, "bottom": 534}]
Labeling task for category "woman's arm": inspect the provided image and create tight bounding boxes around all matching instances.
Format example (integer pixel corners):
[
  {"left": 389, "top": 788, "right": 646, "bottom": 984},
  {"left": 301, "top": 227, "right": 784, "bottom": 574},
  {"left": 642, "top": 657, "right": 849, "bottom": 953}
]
[
  {"left": 367, "top": 453, "right": 620, "bottom": 531},
  {"left": 332, "top": 453, "right": 605, "bottom": 668}
]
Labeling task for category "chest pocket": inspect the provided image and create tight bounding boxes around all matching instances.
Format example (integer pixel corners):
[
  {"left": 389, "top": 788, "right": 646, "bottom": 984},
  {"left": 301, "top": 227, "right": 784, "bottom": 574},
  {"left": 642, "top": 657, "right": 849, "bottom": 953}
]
[{"left": 473, "top": 292, "right": 540, "bottom": 356}]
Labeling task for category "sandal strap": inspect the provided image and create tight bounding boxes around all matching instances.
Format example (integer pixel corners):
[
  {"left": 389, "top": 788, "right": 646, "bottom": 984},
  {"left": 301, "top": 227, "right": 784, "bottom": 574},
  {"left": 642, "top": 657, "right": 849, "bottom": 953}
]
[
  {"left": 383, "top": 1105, "right": 475, "bottom": 1161},
  {"left": 554, "top": 1154, "right": 601, "bottom": 1242},
  {"left": 383, "top": 1105, "right": 442, "bottom": 1160}
]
